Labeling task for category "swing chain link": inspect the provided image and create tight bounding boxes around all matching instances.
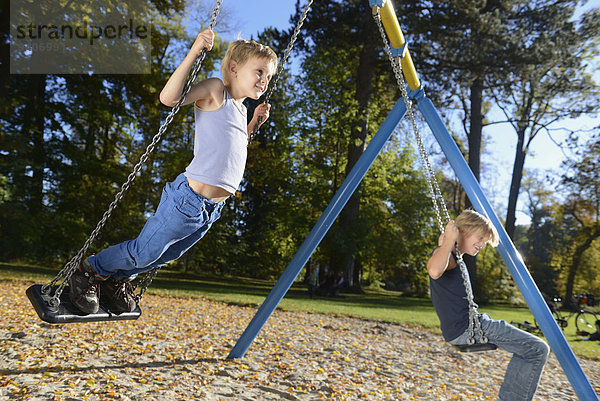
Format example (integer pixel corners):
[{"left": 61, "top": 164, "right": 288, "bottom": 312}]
[
  {"left": 248, "top": 0, "right": 314, "bottom": 143},
  {"left": 373, "top": 8, "right": 486, "bottom": 345},
  {"left": 42, "top": 0, "right": 224, "bottom": 308},
  {"left": 133, "top": 267, "right": 159, "bottom": 302},
  {"left": 456, "top": 252, "right": 488, "bottom": 344}
]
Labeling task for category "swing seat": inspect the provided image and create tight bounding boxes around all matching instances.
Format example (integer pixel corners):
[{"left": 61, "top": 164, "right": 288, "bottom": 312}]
[
  {"left": 453, "top": 342, "right": 498, "bottom": 353},
  {"left": 26, "top": 284, "right": 142, "bottom": 324}
]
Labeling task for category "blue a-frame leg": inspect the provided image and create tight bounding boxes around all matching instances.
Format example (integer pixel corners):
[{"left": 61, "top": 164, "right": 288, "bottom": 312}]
[
  {"left": 229, "top": 87, "right": 598, "bottom": 401},
  {"left": 228, "top": 98, "right": 409, "bottom": 358}
]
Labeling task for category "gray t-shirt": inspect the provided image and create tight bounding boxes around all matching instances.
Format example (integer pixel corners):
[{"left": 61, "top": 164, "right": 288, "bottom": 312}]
[{"left": 429, "top": 252, "right": 478, "bottom": 342}]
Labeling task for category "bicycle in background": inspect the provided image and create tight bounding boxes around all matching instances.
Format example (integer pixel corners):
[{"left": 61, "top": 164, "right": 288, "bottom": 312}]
[
  {"left": 511, "top": 293, "right": 598, "bottom": 336},
  {"left": 570, "top": 293, "right": 599, "bottom": 336}
]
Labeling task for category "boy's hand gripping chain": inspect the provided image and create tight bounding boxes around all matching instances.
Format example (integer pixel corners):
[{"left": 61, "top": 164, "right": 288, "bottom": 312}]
[{"left": 372, "top": 4, "right": 486, "bottom": 345}]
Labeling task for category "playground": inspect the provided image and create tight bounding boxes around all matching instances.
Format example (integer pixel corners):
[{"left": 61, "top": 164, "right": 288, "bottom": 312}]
[
  {"left": 4, "top": 0, "right": 600, "bottom": 399},
  {"left": 1, "top": 280, "right": 599, "bottom": 400}
]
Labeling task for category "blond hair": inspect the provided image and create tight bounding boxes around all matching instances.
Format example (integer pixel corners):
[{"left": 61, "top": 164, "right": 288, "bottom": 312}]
[
  {"left": 220, "top": 40, "right": 278, "bottom": 85},
  {"left": 455, "top": 209, "right": 499, "bottom": 247}
]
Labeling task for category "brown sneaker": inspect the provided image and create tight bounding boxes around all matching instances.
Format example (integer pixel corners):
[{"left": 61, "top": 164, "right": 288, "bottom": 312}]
[
  {"left": 68, "top": 258, "right": 107, "bottom": 314},
  {"left": 100, "top": 277, "right": 137, "bottom": 313}
]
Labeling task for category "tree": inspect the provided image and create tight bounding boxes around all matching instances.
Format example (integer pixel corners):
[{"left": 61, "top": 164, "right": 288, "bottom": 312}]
[
  {"left": 494, "top": 2, "right": 600, "bottom": 239},
  {"left": 519, "top": 173, "right": 560, "bottom": 298},
  {"left": 556, "top": 133, "right": 600, "bottom": 308},
  {"left": 359, "top": 133, "right": 438, "bottom": 296},
  {"left": 0, "top": 0, "right": 226, "bottom": 262},
  {"left": 290, "top": 0, "right": 395, "bottom": 289},
  {"left": 401, "top": 0, "right": 516, "bottom": 291},
  {"left": 398, "top": 1, "right": 599, "bottom": 298},
  {"left": 404, "top": 1, "right": 599, "bottom": 240},
  {"left": 403, "top": 0, "right": 514, "bottom": 182}
]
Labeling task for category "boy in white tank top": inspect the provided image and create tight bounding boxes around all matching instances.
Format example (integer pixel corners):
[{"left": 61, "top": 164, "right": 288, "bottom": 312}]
[{"left": 68, "top": 29, "right": 278, "bottom": 315}]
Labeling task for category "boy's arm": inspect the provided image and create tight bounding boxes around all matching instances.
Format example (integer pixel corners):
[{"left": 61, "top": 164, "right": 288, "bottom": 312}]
[
  {"left": 427, "top": 220, "right": 459, "bottom": 279},
  {"left": 160, "top": 29, "right": 224, "bottom": 108},
  {"left": 247, "top": 103, "right": 271, "bottom": 134}
]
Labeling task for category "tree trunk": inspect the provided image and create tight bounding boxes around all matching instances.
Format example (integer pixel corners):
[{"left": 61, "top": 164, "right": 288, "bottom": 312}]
[
  {"left": 353, "top": 255, "right": 361, "bottom": 289},
  {"left": 337, "top": 39, "right": 375, "bottom": 289},
  {"left": 467, "top": 78, "right": 483, "bottom": 185},
  {"left": 563, "top": 228, "right": 600, "bottom": 309},
  {"left": 464, "top": 78, "right": 483, "bottom": 294},
  {"left": 31, "top": 75, "right": 47, "bottom": 216},
  {"left": 18, "top": 75, "right": 46, "bottom": 215},
  {"left": 505, "top": 130, "right": 527, "bottom": 239},
  {"left": 10, "top": 74, "right": 46, "bottom": 257}
]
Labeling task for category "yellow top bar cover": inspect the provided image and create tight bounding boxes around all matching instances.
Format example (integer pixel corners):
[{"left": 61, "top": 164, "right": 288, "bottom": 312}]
[{"left": 380, "top": 0, "right": 421, "bottom": 90}]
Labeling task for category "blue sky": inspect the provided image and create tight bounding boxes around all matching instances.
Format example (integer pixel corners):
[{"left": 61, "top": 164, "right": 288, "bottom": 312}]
[
  {"left": 196, "top": 0, "right": 598, "bottom": 224},
  {"left": 220, "top": 0, "right": 298, "bottom": 40}
]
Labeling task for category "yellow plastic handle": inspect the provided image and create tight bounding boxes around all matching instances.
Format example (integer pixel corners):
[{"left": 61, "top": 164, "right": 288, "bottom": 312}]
[{"left": 379, "top": 0, "right": 421, "bottom": 90}]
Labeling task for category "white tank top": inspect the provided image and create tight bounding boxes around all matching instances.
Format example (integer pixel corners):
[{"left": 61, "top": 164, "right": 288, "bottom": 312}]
[{"left": 184, "top": 89, "right": 248, "bottom": 194}]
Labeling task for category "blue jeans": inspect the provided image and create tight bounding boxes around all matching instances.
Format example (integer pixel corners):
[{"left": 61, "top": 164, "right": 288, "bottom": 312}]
[
  {"left": 449, "top": 313, "right": 550, "bottom": 401},
  {"left": 88, "top": 173, "right": 225, "bottom": 280}
]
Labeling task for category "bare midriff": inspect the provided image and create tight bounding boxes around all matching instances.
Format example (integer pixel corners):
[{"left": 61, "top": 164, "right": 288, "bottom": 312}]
[{"left": 186, "top": 177, "right": 231, "bottom": 202}]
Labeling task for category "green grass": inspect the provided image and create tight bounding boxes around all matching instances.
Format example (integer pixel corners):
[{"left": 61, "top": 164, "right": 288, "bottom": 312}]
[{"left": 2, "top": 262, "right": 598, "bottom": 360}]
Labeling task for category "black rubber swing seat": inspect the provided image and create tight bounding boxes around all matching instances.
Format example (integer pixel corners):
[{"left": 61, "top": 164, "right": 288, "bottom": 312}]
[
  {"left": 453, "top": 342, "right": 498, "bottom": 353},
  {"left": 26, "top": 284, "right": 142, "bottom": 324}
]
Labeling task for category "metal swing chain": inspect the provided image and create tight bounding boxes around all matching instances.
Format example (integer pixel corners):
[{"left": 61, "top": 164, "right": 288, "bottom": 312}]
[
  {"left": 41, "top": 0, "right": 224, "bottom": 308},
  {"left": 372, "top": 10, "right": 446, "bottom": 231},
  {"left": 248, "top": 0, "right": 314, "bottom": 144},
  {"left": 132, "top": 265, "right": 159, "bottom": 302},
  {"left": 372, "top": 7, "right": 486, "bottom": 345}
]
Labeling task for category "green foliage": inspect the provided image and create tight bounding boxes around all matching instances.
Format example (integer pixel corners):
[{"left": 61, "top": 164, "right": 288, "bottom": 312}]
[
  {"left": 359, "top": 135, "right": 437, "bottom": 296},
  {"left": 578, "top": 241, "right": 600, "bottom": 296},
  {"left": 475, "top": 246, "right": 518, "bottom": 304},
  {"left": 554, "top": 133, "right": 600, "bottom": 305},
  {"left": 516, "top": 173, "right": 562, "bottom": 298},
  {"left": 0, "top": 1, "right": 223, "bottom": 262},
  {"left": 403, "top": 0, "right": 515, "bottom": 105},
  {"left": 271, "top": 0, "right": 440, "bottom": 290}
]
